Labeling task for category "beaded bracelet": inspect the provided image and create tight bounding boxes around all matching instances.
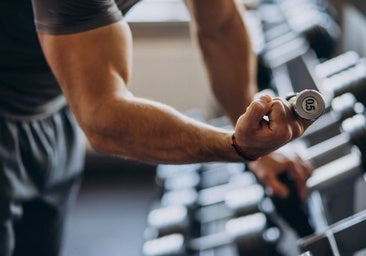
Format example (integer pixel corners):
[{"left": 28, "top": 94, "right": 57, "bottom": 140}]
[{"left": 231, "top": 134, "right": 259, "bottom": 162}]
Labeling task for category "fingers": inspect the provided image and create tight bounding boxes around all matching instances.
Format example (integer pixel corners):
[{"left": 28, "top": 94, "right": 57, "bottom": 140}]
[
  {"left": 244, "top": 95, "right": 316, "bottom": 140},
  {"left": 267, "top": 99, "right": 292, "bottom": 140},
  {"left": 269, "top": 97, "right": 306, "bottom": 139},
  {"left": 248, "top": 154, "right": 291, "bottom": 198},
  {"left": 262, "top": 175, "right": 290, "bottom": 198},
  {"left": 244, "top": 95, "right": 273, "bottom": 128},
  {"left": 235, "top": 95, "right": 316, "bottom": 161},
  {"left": 286, "top": 155, "right": 313, "bottom": 200},
  {"left": 248, "top": 152, "right": 314, "bottom": 201}
]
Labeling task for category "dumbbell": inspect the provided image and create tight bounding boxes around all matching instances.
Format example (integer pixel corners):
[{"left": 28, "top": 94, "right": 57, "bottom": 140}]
[
  {"left": 161, "top": 171, "right": 256, "bottom": 207},
  {"left": 157, "top": 162, "right": 246, "bottom": 194},
  {"left": 259, "top": 0, "right": 339, "bottom": 61},
  {"left": 278, "top": 0, "right": 340, "bottom": 59},
  {"left": 151, "top": 170, "right": 309, "bottom": 237},
  {"left": 143, "top": 210, "right": 283, "bottom": 256},
  {"left": 198, "top": 184, "right": 273, "bottom": 234},
  {"left": 277, "top": 55, "right": 366, "bottom": 120},
  {"left": 314, "top": 51, "right": 360, "bottom": 80},
  {"left": 300, "top": 252, "right": 313, "bottom": 256},
  {"left": 256, "top": 3, "right": 338, "bottom": 89},
  {"left": 297, "top": 114, "right": 366, "bottom": 192},
  {"left": 319, "top": 58, "right": 366, "bottom": 105},
  {"left": 146, "top": 183, "right": 270, "bottom": 242},
  {"left": 307, "top": 110, "right": 366, "bottom": 162},
  {"left": 295, "top": 93, "right": 363, "bottom": 147},
  {"left": 145, "top": 172, "right": 259, "bottom": 239}
]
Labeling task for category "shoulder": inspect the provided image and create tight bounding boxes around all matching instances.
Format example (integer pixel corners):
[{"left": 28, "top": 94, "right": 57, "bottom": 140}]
[{"left": 31, "top": 0, "right": 136, "bottom": 35}]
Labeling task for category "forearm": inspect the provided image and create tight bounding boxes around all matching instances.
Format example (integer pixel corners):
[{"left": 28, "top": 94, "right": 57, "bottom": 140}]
[
  {"left": 188, "top": 1, "right": 257, "bottom": 124},
  {"left": 85, "top": 91, "right": 241, "bottom": 164}
]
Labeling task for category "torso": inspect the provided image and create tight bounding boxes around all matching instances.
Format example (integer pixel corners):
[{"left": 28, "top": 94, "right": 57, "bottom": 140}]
[{"left": 0, "top": 0, "right": 140, "bottom": 120}]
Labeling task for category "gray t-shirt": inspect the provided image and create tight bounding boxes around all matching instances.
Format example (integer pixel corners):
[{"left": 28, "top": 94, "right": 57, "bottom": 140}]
[{"left": 0, "top": 0, "right": 140, "bottom": 120}]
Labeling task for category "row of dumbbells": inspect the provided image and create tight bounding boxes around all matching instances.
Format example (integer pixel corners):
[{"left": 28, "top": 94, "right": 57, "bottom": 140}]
[
  {"left": 244, "top": 0, "right": 341, "bottom": 91},
  {"left": 141, "top": 50, "right": 366, "bottom": 256},
  {"left": 143, "top": 1, "right": 365, "bottom": 255},
  {"left": 254, "top": 1, "right": 366, "bottom": 250}
]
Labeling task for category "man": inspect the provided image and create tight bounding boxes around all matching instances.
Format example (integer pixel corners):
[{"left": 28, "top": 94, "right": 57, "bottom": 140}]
[{"left": 0, "top": 0, "right": 312, "bottom": 255}]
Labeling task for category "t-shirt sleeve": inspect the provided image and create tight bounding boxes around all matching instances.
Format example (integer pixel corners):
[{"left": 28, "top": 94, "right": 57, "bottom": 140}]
[{"left": 31, "top": 0, "right": 124, "bottom": 35}]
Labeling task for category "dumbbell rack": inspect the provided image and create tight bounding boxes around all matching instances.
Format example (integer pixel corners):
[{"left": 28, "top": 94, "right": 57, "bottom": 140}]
[{"left": 141, "top": 0, "right": 366, "bottom": 255}]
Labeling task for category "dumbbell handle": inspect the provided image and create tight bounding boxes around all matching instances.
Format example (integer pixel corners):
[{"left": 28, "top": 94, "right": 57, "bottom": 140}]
[{"left": 287, "top": 89, "right": 326, "bottom": 121}]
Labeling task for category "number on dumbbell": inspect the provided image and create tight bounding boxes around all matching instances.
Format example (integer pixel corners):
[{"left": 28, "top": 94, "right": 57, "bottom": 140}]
[{"left": 305, "top": 97, "right": 316, "bottom": 112}]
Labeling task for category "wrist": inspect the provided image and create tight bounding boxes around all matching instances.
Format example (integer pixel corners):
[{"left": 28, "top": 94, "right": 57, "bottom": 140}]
[{"left": 231, "top": 133, "right": 259, "bottom": 162}]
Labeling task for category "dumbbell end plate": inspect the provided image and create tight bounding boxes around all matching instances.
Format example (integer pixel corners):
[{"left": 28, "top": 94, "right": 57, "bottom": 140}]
[{"left": 292, "top": 89, "right": 326, "bottom": 121}]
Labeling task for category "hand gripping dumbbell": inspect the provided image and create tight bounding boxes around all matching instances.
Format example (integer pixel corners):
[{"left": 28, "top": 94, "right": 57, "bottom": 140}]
[
  {"left": 155, "top": 87, "right": 326, "bottom": 213},
  {"left": 145, "top": 90, "right": 325, "bottom": 235},
  {"left": 142, "top": 91, "right": 324, "bottom": 252}
]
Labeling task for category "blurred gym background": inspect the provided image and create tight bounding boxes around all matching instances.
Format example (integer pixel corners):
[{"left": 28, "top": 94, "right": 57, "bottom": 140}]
[{"left": 61, "top": 0, "right": 366, "bottom": 256}]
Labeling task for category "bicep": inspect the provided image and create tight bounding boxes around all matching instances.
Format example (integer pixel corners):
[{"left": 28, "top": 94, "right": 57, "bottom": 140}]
[
  {"left": 32, "top": 0, "right": 133, "bottom": 117},
  {"left": 37, "top": 20, "right": 133, "bottom": 128}
]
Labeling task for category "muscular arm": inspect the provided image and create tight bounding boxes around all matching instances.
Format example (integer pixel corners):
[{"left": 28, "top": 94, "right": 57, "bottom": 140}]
[
  {"left": 184, "top": 0, "right": 257, "bottom": 123},
  {"left": 184, "top": 0, "right": 313, "bottom": 199},
  {"left": 36, "top": 0, "right": 312, "bottom": 198},
  {"left": 38, "top": 21, "right": 241, "bottom": 164}
]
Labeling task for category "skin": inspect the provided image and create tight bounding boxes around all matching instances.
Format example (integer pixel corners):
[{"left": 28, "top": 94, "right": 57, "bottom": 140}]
[{"left": 37, "top": 0, "right": 313, "bottom": 199}]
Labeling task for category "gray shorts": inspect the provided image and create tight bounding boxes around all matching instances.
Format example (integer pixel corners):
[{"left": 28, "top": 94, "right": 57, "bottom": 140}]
[{"left": 0, "top": 107, "right": 85, "bottom": 256}]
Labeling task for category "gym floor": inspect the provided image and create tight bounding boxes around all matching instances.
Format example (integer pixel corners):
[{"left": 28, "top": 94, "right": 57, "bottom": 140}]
[{"left": 62, "top": 155, "right": 158, "bottom": 256}]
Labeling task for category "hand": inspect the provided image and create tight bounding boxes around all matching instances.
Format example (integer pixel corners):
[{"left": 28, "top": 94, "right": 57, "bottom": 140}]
[
  {"left": 233, "top": 94, "right": 313, "bottom": 160},
  {"left": 247, "top": 150, "right": 313, "bottom": 200}
]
